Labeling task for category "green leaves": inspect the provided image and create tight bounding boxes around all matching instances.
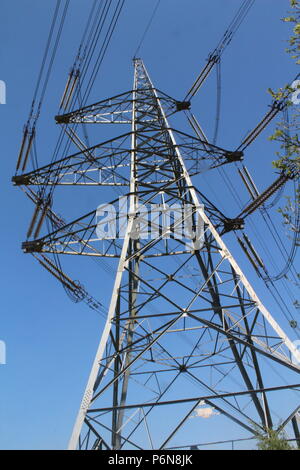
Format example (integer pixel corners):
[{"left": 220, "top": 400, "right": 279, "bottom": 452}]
[
  {"left": 253, "top": 426, "right": 296, "bottom": 450},
  {"left": 283, "top": 16, "right": 296, "bottom": 22},
  {"left": 294, "top": 23, "right": 300, "bottom": 34}
]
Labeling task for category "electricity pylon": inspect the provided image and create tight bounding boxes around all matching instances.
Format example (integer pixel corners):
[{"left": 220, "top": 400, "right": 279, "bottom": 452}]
[{"left": 16, "top": 59, "right": 300, "bottom": 450}]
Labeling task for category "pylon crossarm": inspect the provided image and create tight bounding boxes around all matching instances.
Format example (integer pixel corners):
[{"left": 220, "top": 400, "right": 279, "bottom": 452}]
[
  {"left": 13, "top": 130, "right": 242, "bottom": 188},
  {"left": 56, "top": 90, "right": 133, "bottom": 124},
  {"left": 55, "top": 89, "right": 180, "bottom": 125}
]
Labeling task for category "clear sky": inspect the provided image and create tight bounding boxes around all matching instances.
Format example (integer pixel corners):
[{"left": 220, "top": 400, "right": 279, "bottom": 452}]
[{"left": 0, "top": 0, "right": 299, "bottom": 450}]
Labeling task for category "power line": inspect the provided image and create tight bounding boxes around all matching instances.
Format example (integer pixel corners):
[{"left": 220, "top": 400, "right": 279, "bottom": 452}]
[
  {"left": 29, "top": 0, "right": 61, "bottom": 121},
  {"left": 185, "top": 0, "right": 255, "bottom": 101},
  {"left": 134, "top": 0, "right": 161, "bottom": 58},
  {"left": 212, "top": 59, "right": 222, "bottom": 146}
]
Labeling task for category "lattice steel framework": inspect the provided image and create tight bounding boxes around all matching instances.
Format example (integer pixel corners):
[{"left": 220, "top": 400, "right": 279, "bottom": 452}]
[{"left": 16, "top": 59, "right": 300, "bottom": 450}]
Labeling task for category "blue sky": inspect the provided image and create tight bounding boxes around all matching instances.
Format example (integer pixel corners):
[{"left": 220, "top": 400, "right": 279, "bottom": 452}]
[{"left": 0, "top": 0, "right": 299, "bottom": 450}]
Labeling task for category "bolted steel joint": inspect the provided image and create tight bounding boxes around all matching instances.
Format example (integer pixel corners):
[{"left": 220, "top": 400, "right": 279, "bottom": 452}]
[
  {"left": 22, "top": 240, "right": 44, "bottom": 253},
  {"left": 176, "top": 100, "right": 191, "bottom": 112}
]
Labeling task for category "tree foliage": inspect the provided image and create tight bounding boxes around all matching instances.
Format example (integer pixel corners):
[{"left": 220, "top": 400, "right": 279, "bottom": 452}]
[
  {"left": 268, "top": 0, "right": 299, "bottom": 230},
  {"left": 255, "top": 427, "right": 296, "bottom": 450}
]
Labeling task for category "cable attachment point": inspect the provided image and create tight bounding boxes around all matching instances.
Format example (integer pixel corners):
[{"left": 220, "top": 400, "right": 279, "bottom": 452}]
[
  {"left": 225, "top": 150, "right": 244, "bottom": 163},
  {"left": 22, "top": 240, "right": 44, "bottom": 253},
  {"left": 222, "top": 218, "right": 245, "bottom": 234},
  {"left": 176, "top": 100, "right": 191, "bottom": 112}
]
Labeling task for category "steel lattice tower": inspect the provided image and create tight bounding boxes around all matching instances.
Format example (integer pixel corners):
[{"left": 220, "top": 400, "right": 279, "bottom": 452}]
[{"left": 16, "top": 59, "right": 300, "bottom": 450}]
